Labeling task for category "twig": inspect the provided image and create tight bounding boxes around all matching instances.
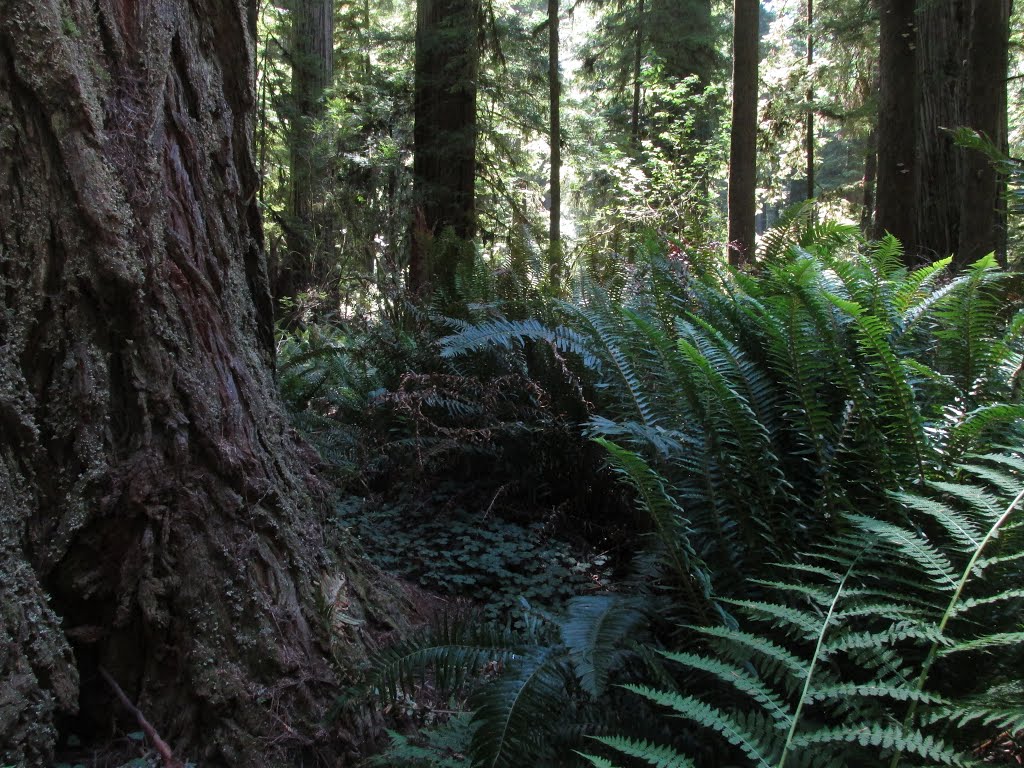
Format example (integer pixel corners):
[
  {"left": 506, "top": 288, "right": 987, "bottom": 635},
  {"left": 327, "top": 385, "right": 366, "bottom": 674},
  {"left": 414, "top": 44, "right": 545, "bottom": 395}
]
[
  {"left": 99, "top": 666, "right": 183, "bottom": 768},
  {"left": 482, "top": 483, "right": 508, "bottom": 519}
]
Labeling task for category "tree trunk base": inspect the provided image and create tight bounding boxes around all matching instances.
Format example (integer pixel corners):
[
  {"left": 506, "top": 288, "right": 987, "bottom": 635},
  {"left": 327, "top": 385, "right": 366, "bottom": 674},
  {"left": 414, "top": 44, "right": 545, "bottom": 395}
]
[{"left": 0, "top": 1, "right": 409, "bottom": 764}]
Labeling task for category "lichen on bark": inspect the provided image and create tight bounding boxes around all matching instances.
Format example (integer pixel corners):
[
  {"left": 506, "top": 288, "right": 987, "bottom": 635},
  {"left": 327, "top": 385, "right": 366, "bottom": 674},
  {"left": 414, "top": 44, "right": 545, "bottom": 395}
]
[{"left": 0, "top": 1, "right": 396, "bottom": 764}]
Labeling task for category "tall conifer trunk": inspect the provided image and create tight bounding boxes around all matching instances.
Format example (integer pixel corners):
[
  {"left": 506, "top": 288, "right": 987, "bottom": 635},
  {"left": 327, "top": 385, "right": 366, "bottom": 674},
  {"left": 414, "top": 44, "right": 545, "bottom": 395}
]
[
  {"left": 728, "top": 0, "right": 759, "bottom": 265},
  {"left": 873, "top": 0, "right": 917, "bottom": 257},
  {"left": 549, "top": 0, "right": 562, "bottom": 289},
  {"left": 0, "top": 1, "right": 386, "bottom": 764},
  {"left": 630, "top": 0, "right": 645, "bottom": 144},
  {"left": 805, "top": 0, "right": 814, "bottom": 200},
  {"left": 957, "top": 0, "right": 1010, "bottom": 268},
  {"left": 411, "top": 0, "right": 479, "bottom": 296},
  {"left": 279, "top": 0, "right": 334, "bottom": 307},
  {"left": 914, "top": 0, "right": 966, "bottom": 261}
]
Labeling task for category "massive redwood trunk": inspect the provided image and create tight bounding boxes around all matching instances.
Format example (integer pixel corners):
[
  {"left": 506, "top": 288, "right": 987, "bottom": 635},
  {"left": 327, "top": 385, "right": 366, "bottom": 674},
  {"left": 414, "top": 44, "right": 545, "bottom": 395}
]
[{"left": 0, "top": 1, "right": 390, "bottom": 764}]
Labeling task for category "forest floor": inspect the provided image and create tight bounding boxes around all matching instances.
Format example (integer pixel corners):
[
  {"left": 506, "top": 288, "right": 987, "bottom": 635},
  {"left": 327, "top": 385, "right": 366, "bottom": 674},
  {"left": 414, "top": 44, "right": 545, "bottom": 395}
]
[
  {"left": 976, "top": 731, "right": 1024, "bottom": 764},
  {"left": 49, "top": 483, "right": 1024, "bottom": 768}
]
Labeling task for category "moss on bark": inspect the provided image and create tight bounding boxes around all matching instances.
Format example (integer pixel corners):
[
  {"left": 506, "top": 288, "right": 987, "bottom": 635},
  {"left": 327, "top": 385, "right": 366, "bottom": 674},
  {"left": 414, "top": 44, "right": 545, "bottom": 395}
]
[{"left": 0, "top": 1, "right": 400, "bottom": 764}]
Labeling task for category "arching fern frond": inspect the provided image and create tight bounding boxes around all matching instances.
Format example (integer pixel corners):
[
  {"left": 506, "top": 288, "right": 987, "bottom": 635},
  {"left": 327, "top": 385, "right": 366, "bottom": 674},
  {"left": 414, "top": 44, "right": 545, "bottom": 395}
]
[{"left": 598, "top": 451, "right": 1024, "bottom": 767}]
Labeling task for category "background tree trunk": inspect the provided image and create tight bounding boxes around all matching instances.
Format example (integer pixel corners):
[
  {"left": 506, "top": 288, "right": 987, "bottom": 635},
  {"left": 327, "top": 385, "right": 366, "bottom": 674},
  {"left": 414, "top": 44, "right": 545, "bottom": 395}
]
[
  {"left": 0, "top": 1, "right": 392, "bottom": 764},
  {"left": 914, "top": 0, "right": 967, "bottom": 261},
  {"left": 861, "top": 125, "right": 878, "bottom": 234},
  {"left": 630, "top": 0, "right": 646, "bottom": 145},
  {"left": 549, "top": 0, "right": 562, "bottom": 290},
  {"left": 805, "top": 0, "right": 814, "bottom": 200},
  {"left": 872, "top": 0, "right": 917, "bottom": 258},
  {"left": 957, "top": 0, "right": 1010, "bottom": 269},
  {"left": 411, "top": 0, "right": 479, "bottom": 295},
  {"left": 278, "top": 0, "right": 334, "bottom": 307},
  {"left": 728, "top": 0, "right": 759, "bottom": 265}
]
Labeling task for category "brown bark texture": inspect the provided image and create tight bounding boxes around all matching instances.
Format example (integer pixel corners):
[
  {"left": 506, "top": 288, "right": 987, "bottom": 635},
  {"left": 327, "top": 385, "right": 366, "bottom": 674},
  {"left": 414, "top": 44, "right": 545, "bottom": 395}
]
[
  {"left": 728, "top": 0, "right": 759, "bottom": 265},
  {"left": 957, "top": 0, "right": 1010, "bottom": 268},
  {"left": 410, "top": 0, "right": 479, "bottom": 296},
  {"left": 914, "top": 0, "right": 967, "bottom": 261},
  {"left": 873, "top": 0, "right": 917, "bottom": 255},
  {"left": 278, "top": 0, "right": 334, "bottom": 306},
  {"left": 0, "top": 1, "right": 389, "bottom": 764}
]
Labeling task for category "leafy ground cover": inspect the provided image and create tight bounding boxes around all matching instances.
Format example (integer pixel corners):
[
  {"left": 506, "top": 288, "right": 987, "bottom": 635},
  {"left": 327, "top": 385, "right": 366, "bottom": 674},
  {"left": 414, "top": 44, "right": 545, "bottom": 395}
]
[{"left": 274, "top": 219, "right": 1024, "bottom": 768}]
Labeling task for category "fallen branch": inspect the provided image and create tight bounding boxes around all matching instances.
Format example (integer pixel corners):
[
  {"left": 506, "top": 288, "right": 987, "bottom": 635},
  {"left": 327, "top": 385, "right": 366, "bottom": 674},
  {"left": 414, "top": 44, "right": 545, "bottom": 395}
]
[{"left": 99, "top": 666, "right": 183, "bottom": 768}]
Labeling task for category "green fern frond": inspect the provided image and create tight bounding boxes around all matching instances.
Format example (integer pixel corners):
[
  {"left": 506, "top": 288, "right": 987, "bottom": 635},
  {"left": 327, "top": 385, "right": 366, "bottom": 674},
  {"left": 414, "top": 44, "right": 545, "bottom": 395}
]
[
  {"left": 594, "top": 438, "right": 714, "bottom": 621},
  {"left": 848, "top": 515, "right": 958, "bottom": 589},
  {"left": 827, "top": 293, "right": 930, "bottom": 480},
  {"left": 562, "top": 595, "right": 647, "bottom": 697},
  {"left": 936, "top": 631, "right": 1024, "bottom": 656},
  {"left": 891, "top": 492, "right": 984, "bottom": 550},
  {"left": 720, "top": 598, "right": 824, "bottom": 638},
  {"left": 620, "top": 684, "right": 776, "bottom": 767},
  {"left": 657, "top": 650, "right": 793, "bottom": 726},
  {"left": 468, "top": 647, "right": 569, "bottom": 768},
  {"left": 367, "top": 618, "right": 519, "bottom": 701},
  {"left": 894, "top": 256, "right": 952, "bottom": 315},
  {"left": 575, "top": 753, "right": 623, "bottom": 768},
  {"left": 690, "top": 625, "right": 807, "bottom": 680},
  {"left": 933, "top": 254, "right": 1008, "bottom": 398},
  {"left": 439, "top": 316, "right": 599, "bottom": 370},
  {"left": 947, "top": 588, "right": 1024, "bottom": 616},
  {"left": 586, "top": 735, "right": 696, "bottom": 768},
  {"left": 806, "top": 683, "right": 947, "bottom": 705},
  {"left": 789, "top": 724, "right": 968, "bottom": 766}
]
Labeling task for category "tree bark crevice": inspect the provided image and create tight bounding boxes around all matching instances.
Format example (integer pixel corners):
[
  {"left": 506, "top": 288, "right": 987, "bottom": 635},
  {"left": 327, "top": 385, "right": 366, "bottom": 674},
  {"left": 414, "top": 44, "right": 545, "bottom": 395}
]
[{"left": 0, "top": 1, "right": 388, "bottom": 764}]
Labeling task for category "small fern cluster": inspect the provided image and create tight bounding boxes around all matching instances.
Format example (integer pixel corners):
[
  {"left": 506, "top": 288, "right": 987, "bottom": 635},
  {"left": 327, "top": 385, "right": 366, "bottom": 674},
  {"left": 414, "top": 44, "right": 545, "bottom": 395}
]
[
  {"left": 352, "top": 219, "right": 1022, "bottom": 768},
  {"left": 441, "top": 225, "right": 1023, "bottom": 604},
  {"left": 583, "top": 452, "right": 1024, "bottom": 767},
  {"left": 358, "top": 595, "right": 649, "bottom": 768}
]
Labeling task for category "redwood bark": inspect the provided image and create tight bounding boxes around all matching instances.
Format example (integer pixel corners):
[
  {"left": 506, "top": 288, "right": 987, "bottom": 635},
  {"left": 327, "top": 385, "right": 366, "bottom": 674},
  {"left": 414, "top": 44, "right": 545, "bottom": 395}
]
[
  {"left": 728, "top": 0, "right": 759, "bottom": 266},
  {"left": 914, "top": 0, "right": 966, "bottom": 261},
  {"left": 0, "top": 1, "right": 384, "bottom": 764},
  {"left": 279, "top": 0, "right": 334, "bottom": 307},
  {"left": 957, "top": 0, "right": 1010, "bottom": 269},
  {"left": 411, "top": 0, "right": 479, "bottom": 296},
  {"left": 873, "top": 0, "right": 917, "bottom": 258}
]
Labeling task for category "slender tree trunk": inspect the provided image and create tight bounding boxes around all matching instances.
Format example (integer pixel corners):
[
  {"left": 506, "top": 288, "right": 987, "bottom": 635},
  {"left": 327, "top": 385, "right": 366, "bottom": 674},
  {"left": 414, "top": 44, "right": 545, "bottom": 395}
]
[
  {"left": 806, "top": 0, "right": 815, "bottom": 200},
  {"left": 411, "top": 0, "right": 479, "bottom": 296},
  {"left": 549, "top": 0, "right": 562, "bottom": 289},
  {"left": 279, "top": 0, "right": 334, "bottom": 307},
  {"left": 0, "top": 2, "right": 391, "bottom": 764},
  {"left": 957, "top": 0, "right": 1011, "bottom": 269},
  {"left": 873, "top": 0, "right": 917, "bottom": 259},
  {"left": 728, "top": 0, "right": 760, "bottom": 266},
  {"left": 363, "top": 0, "right": 374, "bottom": 77},
  {"left": 861, "top": 126, "right": 878, "bottom": 234},
  {"left": 630, "top": 0, "right": 646, "bottom": 145}
]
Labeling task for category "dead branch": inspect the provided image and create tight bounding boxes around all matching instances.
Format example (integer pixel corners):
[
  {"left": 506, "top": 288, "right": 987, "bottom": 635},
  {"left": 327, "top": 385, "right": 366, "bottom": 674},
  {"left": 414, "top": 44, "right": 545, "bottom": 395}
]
[{"left": 99, "top": 666, "right": 183, "bottom": 768}]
